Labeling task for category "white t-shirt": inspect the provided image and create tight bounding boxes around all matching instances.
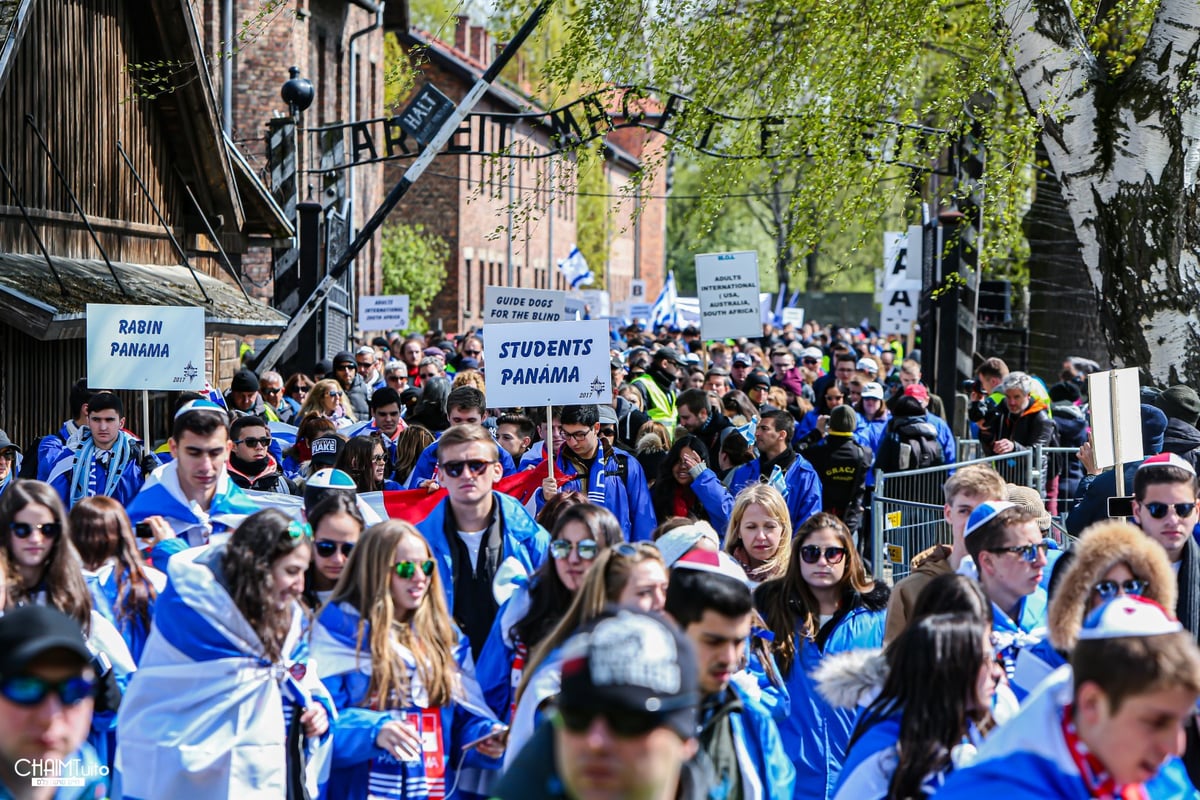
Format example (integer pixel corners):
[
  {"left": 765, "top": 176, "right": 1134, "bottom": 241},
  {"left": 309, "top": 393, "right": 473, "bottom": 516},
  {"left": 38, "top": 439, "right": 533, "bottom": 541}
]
[{"left": 458, "top": 528, "right": 488, "bottom": 571}]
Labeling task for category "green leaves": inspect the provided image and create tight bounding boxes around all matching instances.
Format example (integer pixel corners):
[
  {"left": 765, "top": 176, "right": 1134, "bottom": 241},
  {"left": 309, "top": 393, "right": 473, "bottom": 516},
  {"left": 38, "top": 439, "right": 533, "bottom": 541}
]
[{"left": 380, "top": 222, "right": 451, "bottom": 332}]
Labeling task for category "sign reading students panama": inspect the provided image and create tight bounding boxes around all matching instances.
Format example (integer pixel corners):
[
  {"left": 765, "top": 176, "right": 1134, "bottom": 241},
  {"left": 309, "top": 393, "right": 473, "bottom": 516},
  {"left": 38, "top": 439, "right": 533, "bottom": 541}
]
[
  {"left": 86, "top": 304, "right": 206, "bottom": 392},
  {"left": 485, "top": 319, "right": 611, "bottom": 408}
]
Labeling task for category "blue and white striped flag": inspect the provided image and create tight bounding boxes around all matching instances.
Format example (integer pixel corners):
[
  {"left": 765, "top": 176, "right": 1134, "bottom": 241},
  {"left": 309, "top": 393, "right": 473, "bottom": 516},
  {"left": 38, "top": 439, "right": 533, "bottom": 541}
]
[
  {"left": 650, "top": 270, "right": 679, "bottom": 329},
  {"left": 557, "top": 245, "right": 594, "bottom": 289}
]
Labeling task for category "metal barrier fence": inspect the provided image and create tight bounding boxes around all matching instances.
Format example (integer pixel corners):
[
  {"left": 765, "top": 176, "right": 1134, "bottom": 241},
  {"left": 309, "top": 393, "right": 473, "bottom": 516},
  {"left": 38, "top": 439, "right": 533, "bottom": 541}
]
[
  {"left": 871, "top": 450, "right": 1034, "bottom": 583},
  {"left": 958, "top": 440, "right": 1084, "bottom": 526}
]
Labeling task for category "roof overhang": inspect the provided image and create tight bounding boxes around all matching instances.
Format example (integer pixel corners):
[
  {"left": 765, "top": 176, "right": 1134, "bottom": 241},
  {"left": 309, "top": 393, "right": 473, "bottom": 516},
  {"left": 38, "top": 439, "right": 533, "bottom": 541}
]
[{"left": 0, "top": 253, "right": 289, "bottom": 339}]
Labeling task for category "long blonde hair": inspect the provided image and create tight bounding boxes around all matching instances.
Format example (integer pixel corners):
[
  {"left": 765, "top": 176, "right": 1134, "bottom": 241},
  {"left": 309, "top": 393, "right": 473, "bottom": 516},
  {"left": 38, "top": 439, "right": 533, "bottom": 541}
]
[
  {"left": 299, "top": 378, "right": 356, "bottom": 423},
  {"left": 327, "top": 521, "right": 458, "bottom": 708},
  {"left": 725, "top": 483, "right": 792, "bottom": 582},
  {"left": 514, "top": 542, "right": 664, "bottom": 706}
]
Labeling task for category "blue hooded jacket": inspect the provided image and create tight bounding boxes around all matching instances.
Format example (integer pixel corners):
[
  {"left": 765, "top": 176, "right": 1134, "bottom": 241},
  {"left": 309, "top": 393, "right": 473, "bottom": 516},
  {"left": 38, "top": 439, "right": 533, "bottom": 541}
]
[
  {"left": 416, "top": 492, "right": 550, "bottom": 615},
  {"left": 532, "top": 445, "right": 657, "bottom": 541},
  {"left": 731, "top": 454, "right": 823, "bottom": 532}
]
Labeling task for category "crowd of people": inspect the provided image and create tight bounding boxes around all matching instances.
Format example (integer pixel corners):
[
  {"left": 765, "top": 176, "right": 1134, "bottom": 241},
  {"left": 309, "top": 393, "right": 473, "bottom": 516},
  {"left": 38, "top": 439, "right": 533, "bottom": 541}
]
[{"left": 2, "top": 320, "right": 1200, "bottom": 800}]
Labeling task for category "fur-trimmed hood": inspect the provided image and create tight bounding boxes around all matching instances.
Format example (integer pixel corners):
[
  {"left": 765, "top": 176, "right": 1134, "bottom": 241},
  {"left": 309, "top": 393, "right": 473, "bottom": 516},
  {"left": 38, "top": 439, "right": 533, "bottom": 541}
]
[
  {"left": 813, "top": 647, "right": 887, "bottom": 709},
  {"left": 1048, "top": 520, "right": 1176, "bottom": 652}
]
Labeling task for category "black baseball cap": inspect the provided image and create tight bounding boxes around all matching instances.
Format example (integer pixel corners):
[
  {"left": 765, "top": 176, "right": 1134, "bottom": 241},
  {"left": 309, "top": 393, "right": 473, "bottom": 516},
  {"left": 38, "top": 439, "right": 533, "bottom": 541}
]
[
  {"left": 310, "top": 434, "right": 344, "bottom": 468},
  {"left": 743, "top": 372, "right": 771, "bottom": 391},
  {"left": 558, "top": 608, "right": 699, "bottom": 739},
  {"left": 332, "top": 351, "right": 356, "bottom": 367},
  {"left": 0, "top": 606, "right": 91, "bottom": 678}
]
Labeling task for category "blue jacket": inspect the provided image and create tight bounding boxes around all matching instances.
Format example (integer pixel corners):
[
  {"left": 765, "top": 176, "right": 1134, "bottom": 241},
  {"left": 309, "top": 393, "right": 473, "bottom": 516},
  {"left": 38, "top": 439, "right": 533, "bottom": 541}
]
[
  {"left": 48, "top": 438, "right": 156, "bottom": 509},
  {"left": 833, "top": 713, "right": 983, "bottom": 799},
  {"left": 855, "top": 416, "right": 889, "bottom": 489},
  {"left": 723, "top": 683, "right": 797, "bottom": 800},
  {"left": 312, "top": 603, "right": 498, "bottom": 800},
  {"left": 533, "top": 446, "right": 657, "bottom": 542},
  {"left": 407, "top": 441, "right": 516, "bottom": 488},
  {"left": 84, "top": 562, "right": 162, "bottom": 664},
  {"left": 756, "top": 581, "right": 889, "bottom": 800},
  {"left": 474, "top": 583, "right": 533, "bottom": 722},
  {"left": 690, "top": 467, "right": 735, "bottom": 538},
  {"left": 929, "top": 413, "right": 957, "bottom": 465},
  {"left": 416, "top": 492, "right": 550, "bottom": 615},
  {"left": 731, "top": 454, "right": 823, "bottom": 532}
]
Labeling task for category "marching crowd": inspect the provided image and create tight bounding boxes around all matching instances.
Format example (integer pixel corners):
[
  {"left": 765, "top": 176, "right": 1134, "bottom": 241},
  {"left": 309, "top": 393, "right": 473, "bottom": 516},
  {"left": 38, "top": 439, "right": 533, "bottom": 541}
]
[{"left": 2, "top": 319, "right": 1200, "bottom": 800}]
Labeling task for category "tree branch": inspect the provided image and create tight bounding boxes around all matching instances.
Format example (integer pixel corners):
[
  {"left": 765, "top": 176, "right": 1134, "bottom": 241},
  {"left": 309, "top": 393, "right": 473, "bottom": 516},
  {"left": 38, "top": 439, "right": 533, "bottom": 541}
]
[{"left": 1137, "top": 0, "right": 1200, "bottom": 85}]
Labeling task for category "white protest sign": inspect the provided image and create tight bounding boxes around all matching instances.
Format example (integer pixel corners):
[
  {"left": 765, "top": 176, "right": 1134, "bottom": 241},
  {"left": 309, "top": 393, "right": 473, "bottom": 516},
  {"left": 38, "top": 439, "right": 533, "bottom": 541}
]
[
  {"left": 695, "top": 250, "right": 761, "bottom": 340},
  {"left": 1088, "top": 367, "right": 1144, "bottom": 470},
  {"left": 630, "top": 279, "right": 646, "bottom": 301},
  {"left": 485, "top": 319, "right": 612, "bottom": 408},
  {"left": 612, "top": 301, "right": 631, "bottom": 322},
  {"left": 358, "top": 295, "right": 410, "bottom": 331},
  {"left": 87, "top": 304, "right": 206, "bottom": 391},
  {"left": 563, "top": 298, "right": 585, "bottom": 319},
  {"left": 630, "top": 303, "right": 653, "bottom": 321},
  {"left": 880, "top": 231, "right": 920, "bottom": 337},
  {"left": 782, "top": 307, "right": 805, "bottom": 327},
  {"left": 483, "top": 286, "right": 565, "bottom": 324},
  {"left": 579, "top": 289, "right": 611, "bottom": 318}
]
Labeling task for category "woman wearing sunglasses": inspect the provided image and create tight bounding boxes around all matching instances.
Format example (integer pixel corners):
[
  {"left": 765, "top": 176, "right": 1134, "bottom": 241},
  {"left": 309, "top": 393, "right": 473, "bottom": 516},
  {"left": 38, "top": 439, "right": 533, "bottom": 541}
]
[
  {"left": 505, "top": 540, "right": 668, "bottom": 767},
  {"left": 302, "top": 493, "right": 365, "bottom": 610},
  {"left": 336, "top": 436, "right": 402, "bottom": 493},
  {"left": 755, "top": 511, "right": 889, "bottom": 799},
  {"left": 311, "top": 520, "right": 505, "bottom": 800},
  {"left": 1010, "top": 519, "right": 1174, "bottom": 699},
  {"left": 476, "top": 504, "right": 623, "bottom": 726},
  {"left": 299, "top": 379, "right": 356, "bottom": 429},
  {"left": 650, "top": 434, "right": 734, "bottom": 532},
  {"left": 116, "top": 508, "right": 333, "bottom": 798},
  {"left": 725, "top": 483, "right": 792, "bottom": 584},
  {"left": 283, "top": 372, "right": 315, "bottom": 414},
  {"left": 69, "top": 495, "right": 165, "bottom": 664}
]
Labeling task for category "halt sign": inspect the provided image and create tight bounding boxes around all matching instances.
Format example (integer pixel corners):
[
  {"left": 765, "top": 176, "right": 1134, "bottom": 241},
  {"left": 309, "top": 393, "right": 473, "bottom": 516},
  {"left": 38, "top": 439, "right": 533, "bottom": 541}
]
[
  {"left": 485, "top": 319, "right": 612, "bottom": 407},
  {"left": 86, "top": 304, "right": 206, "bottom": 391},
  {"left": 695, "top": 251, "right": 761, "bottom": 340}
]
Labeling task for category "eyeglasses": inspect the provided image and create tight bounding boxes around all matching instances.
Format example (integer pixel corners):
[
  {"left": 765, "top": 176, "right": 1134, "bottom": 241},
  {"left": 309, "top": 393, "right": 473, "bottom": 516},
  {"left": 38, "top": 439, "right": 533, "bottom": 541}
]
[
  {"left": 986, "top": 542, "right": 1050, "bottom": 563},
  {"left": 1093, "top": 578, "right": 1149, "bottom": 601},
  {"left": 234, "top": 436, "right": 272, "bottom": 448},
  {"left": 803, "top": 357, "right": 820, "bottom": 364},
  {"left": 799, "top": 545, "right": 847, "bottom": 565},
  {"left": 612, "top": 542, "right": 657, "bottom": 558},
  {"left": 287, "top": 521, "right": 313, "bottom": 540},
  {"left": 463, "top": 349, "right": 482, "bottom": 357},
  {"left": 9, "top": 522, "right": 61, "bottom": 539},
  {"left": 599, "top": 426, "right": 616, "bottom": 438},
  {"left": 314, "top": 540, "right": 355, "bottom": 558},
  {"left": 394, "top": 560, "right": 436, "bottom": 579},
  {"left": 558, "top": 707, "right": 665, "bottom": 738},
  {"left": 440, "top": 459, "right": 495, "bottom": 478},
  {"left": 327, "top": 391, "right": 342, "bottom": 398},
  {"left": 0, "top": 675, "right": 95, "bottom": 707},
  {"left": 1142, "top": 501, "right": 1197, "bottom": 519},
  {"left": 386, "top": 374, "right": 405, "bottom": 383},
  {"left": 335, "top": 364, "right": 355, "bottom": 372},
  {"left": 294, "top": 386, "right": 312, "bottom": 395},
  {"left": 561, "top": 428, "right": 593, "bottom": 441},
  {"left": 356, "top": 362, "right": 373, "bottom": 370},
  {"left": 826, "top": 394, "right": 844, "bottom": 401},
  {"left": 550, "top": 538, "right": 599, "bottom": 560},
  {"left": 371, "top": 454, "right": 388, "bottom": 464},
  {"left": 262, "top": 387, "right": 282, "bottom": 396},
  {"left": 0, "top": 451, "right": 14, "bottom": 461}
]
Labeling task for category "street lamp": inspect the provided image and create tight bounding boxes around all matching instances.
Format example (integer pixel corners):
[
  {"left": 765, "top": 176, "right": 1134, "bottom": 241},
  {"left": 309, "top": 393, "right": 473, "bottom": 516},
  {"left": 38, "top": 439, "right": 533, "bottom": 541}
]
[{"left": 281, "top": 66, "right": 314, "bottom": 119}]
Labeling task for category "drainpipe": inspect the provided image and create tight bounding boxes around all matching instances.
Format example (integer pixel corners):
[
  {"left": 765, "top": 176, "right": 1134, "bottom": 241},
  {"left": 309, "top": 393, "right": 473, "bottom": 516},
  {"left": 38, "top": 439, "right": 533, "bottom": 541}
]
[{"left": 347, "top": 1, "right": 384, "bottom": 311}]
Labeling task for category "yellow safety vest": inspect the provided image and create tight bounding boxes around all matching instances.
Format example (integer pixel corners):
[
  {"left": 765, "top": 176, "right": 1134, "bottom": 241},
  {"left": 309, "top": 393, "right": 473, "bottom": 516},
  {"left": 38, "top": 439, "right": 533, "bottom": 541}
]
[{"left": 633, "top": 374, "right": 677, "bottom": 432}]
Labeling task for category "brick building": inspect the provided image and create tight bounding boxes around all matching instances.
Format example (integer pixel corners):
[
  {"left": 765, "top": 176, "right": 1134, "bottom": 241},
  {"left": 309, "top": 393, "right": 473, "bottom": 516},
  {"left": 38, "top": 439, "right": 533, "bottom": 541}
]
[
  {"left": 194, "top": 0, "right": 391, "bottom": 308},
  {"left": 389, "top": 18, "right": 667, "bottom": 333}
]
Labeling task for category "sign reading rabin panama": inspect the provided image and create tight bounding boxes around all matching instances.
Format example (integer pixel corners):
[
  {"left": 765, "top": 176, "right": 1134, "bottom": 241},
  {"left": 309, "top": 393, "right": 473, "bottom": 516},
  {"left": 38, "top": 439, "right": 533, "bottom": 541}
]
[
  {"left": 86, "top": 304, "right": 206, "bottom": 391},
  {"left": 485, "top": 319, "right": 612, "bottom": 408}
]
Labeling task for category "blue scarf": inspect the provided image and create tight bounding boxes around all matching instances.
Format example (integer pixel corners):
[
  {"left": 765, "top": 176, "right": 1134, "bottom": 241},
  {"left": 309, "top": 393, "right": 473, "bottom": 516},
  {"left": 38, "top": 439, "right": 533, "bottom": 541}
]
[{"left": 70, "top": 430, "right": 133, "bottom": 507}]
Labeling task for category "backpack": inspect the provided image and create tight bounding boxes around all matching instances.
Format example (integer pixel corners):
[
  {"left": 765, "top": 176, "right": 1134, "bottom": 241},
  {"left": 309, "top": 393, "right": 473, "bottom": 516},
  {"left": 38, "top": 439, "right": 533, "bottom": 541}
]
[{"left": 880, "top": 417, "right": 944, "bottom": 472}]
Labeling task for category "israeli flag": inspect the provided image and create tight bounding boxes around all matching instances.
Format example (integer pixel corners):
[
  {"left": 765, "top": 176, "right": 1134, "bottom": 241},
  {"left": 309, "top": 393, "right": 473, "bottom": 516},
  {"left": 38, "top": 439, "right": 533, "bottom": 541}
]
[
  {"left": 557, "top": 245, "right": 593, "bottom": 289},
  {"left": 650, "top": 270, "right": 679, "bottom": 329}
]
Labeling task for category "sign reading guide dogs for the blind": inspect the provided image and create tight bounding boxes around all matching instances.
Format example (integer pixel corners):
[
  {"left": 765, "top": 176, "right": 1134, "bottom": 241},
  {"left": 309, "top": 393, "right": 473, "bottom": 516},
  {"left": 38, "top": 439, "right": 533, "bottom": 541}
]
[
  {"left": 695, "top": 251, "right": 762, "bottom": 340},
  {"left": 87, "top": 303, "right": 206, "bottom": 392},
  {"left": 483, "top": 286, "right": 566, "bottom": 324},
  {"left": 485, "top": 319, "right": 612, "bottom": 408}
]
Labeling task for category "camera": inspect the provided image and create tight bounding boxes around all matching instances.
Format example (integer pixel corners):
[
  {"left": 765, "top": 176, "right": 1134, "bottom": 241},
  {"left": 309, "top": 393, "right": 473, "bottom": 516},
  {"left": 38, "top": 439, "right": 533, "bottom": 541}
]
[{"left": 962, "top": 378, "right": 983, "bottom": 394}]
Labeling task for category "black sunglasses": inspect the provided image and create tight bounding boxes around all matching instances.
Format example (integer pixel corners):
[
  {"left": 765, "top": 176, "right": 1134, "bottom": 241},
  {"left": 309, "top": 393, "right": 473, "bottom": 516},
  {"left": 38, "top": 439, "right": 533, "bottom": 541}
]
[
  {"left": 9, "top": 522, "right": 61, "bottom": 539},
  {"left": 799, "top": 545, "right": 847, "bottom": 565},
  {"left": 440, "top": 459, "right": 495, "bottom": 478},
  {"left": 0, "top": 674, "right": 94, "bottom": 707},
  {"left": 558, "top": 706, "right": 665, "bottom": 738},
  {"left": 1093, "top": 578, "right": 1149, "bottom": 601},
  {"left": 986, "top": 542, "right": 1050, "bottom": 563},
  {"left": 1142, "top": 501, "right": 1197, "bottom": 519},
  {"left": 314, "top": 540, "right": 355, "bottom": 558},
  {"left": 234, "top": 436, "right": 272, "bottom": 448}
]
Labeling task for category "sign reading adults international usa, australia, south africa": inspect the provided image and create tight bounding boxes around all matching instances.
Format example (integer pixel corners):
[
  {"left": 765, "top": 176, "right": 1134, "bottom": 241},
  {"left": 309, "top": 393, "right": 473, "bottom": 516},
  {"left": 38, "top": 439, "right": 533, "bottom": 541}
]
[
  {"left": 86, "top": 303, "right": 206, "bottom": 392},
  {"left": 695, "top": 251, "right": 762, "bottom": 341},
  {"left": 485, "top": 319, "right": 612, "bottom": 408}
]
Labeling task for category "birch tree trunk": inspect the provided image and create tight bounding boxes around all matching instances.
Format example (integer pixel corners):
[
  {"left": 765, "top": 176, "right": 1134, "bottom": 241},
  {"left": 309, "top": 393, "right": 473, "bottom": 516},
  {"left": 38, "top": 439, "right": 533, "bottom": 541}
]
[{"left": 996, "top": 0, "right": 1200, "bottom": 384}]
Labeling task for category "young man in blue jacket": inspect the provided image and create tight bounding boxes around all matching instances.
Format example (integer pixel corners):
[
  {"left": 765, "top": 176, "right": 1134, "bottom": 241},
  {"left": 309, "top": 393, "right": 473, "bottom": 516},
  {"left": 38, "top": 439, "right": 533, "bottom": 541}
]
[
  {"left": 416, "top": 423, "right": 550, "bottom": 659},
  {"left": 536, "top": 404, "right": 656, "bottom": 542},
  {"left": 666, "top": 552, "right": 796, "bottom": 799},
  {"left": 731, "top": 409, "right": 823, "bottom": 531}
]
